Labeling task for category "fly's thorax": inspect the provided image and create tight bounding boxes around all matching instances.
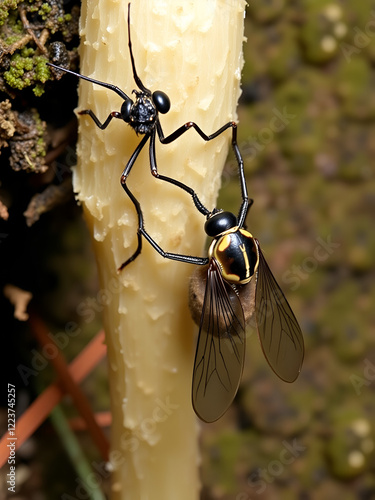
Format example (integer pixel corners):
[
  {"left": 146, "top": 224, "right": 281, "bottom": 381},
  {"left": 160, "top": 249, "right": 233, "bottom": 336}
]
[{"left": 208, "top": 227, "right": 259, "bottom": 284}]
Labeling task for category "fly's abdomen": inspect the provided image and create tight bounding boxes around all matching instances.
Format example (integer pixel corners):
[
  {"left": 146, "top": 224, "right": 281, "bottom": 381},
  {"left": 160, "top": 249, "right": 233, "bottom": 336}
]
[{"left": 209, "top": 228, "right": 259, "bottom": 284}]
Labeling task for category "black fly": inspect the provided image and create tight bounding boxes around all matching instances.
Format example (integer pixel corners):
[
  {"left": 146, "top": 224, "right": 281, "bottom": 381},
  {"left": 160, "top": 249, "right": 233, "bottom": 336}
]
[{"left": 47, "top": 3, "right": 239, "bottom": 271}]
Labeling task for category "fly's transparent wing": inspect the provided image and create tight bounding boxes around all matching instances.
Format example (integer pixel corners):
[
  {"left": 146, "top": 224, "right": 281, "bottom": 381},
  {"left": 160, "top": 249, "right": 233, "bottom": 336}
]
[
  {"left": 254, "top": 240, "right": 304, "bottom": 382},
  {"left": 192, "top": 259, "right": 246, "bottom": 422}
]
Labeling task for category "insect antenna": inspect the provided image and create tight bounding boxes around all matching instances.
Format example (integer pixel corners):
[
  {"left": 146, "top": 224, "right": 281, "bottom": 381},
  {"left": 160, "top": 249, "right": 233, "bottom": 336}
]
[
  {"left": 47, "top": 63, "right": 131, "bottom": 101},
  {"left": 127, "top": 3, "right": 150, "bottom": 95}
]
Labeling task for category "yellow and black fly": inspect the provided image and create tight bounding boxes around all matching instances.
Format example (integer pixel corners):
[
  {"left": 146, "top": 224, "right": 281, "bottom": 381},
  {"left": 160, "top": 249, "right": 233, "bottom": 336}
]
[{"left": 189, "top": 208, "right": 304, "bottom": 422}]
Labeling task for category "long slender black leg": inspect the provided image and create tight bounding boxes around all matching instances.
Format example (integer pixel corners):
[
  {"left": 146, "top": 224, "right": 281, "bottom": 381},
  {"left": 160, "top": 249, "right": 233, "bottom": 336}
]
[
  {"left": 121, "top": 133, "right": 150, "bottom": 181},
  {"left": 79, "top": 110, "right": 122, "bottom": 130},
  {"left": 119, "top": 182, "right": 209, "bottom": 270},
  {"left": 118, "top": 182, "right": 144, "bottom": 270},
  {"left": 155, "top": 175, "right": 210, "bottom": 217},
  {"left": 140, "top": 227, "right": 209, "bottom": 265},
  {"left": 157, "top": 120, "right": 237, "bottom": 144},
  {"left": 241, "top": 199, "right": 254, "bottom": 231},
  {"left": 230, "top": 125, "right": 249, "bottom": 228},
  {"left": 148, "top": 132, "right": 210, "bottom": 216},
  {"left": 118, "top": 135, "right": 151, "bottom": 270},
  {"left": 157, "top": 120, "right": 250, "bottom": 223}
]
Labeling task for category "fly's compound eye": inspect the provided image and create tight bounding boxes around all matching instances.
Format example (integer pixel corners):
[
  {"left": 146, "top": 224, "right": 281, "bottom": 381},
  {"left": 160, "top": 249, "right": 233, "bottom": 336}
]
[
  {"left": 205, "top": 211, "right": 237, "bottom": 237},
  {"left": 121, "top": 98, "right": 133, "bottom": 122},
  {"left": 152, "top": 90, "right": 170, "bottom": 114}
]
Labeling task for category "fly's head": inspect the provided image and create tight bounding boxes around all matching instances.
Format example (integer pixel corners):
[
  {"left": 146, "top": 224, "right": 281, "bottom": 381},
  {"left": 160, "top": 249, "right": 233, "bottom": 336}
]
[{"left": 205, "top": 210, "right": 238, "bottom": 239}]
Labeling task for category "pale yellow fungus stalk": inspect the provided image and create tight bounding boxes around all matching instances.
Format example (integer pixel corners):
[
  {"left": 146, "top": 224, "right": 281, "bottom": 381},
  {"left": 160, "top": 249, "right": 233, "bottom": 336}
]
[{"left": 75, "top": 1, "right": 246, "bottom": 498}]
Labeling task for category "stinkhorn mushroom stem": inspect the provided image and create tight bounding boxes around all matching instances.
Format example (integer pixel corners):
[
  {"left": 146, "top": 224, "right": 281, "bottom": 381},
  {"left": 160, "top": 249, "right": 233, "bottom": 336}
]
[{"left": 75, "top": 1, "right": 246, "bottom": 498}]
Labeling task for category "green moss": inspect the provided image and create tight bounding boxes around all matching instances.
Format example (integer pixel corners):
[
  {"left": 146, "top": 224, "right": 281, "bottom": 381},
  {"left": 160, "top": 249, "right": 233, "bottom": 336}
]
[
  {"left": 326, "top": 410, "right": 375, "bottom": 479},
  {"left": 38, "top": 3, "right": 52, "bottom": 20},
  {"left": 296, "top": 437, "right": 327, "bottom": 489},
  {"left": 5, "top": 34, "right": 23, "bottom": 45},
  {"left": 0, "top": 0, "right": 20, "bottom": 26},
  {"left": 3, "top": 47, "right": 50, "bottom": 94},
  {"left": 39, "top": 3, "right": 51, "bottom": 14},
  {"left": 28, "top": 2, "right": 39, "bottom": 14},
  {"left": 4, "top": 11, "right": 23, "bottom": 34},
  {"left": 34, "top": 56, "right": 51, "bottom": 83},
  {"left": 4, "top": 51, "right": 33, "bottom": 89},
  {"left": 201, "top": 430, "right": 260, "bottom": 495},
  {"left": 335, "top": 59, "right": 375, "bottom": 119},
  {"left": 20, "top": 46, "right": 34, "bottom": 58},
  {"left": 267, "top": 25, "right": 300, "bottom": 82},
  {"left": 247, "top": 0, "right": 286, "bottom": 24},
  {"left": 300, "top": 1, "right": 347, "bottom": 63}
]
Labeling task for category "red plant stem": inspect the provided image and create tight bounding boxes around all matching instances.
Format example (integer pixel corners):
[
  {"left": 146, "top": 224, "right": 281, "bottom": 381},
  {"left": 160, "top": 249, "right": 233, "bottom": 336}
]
[
  {"left": 0, "top": 328, "right": 107, "bottom": 467},
  {"left": 28, "top": 311, "right": 109, "bottom": 461}
]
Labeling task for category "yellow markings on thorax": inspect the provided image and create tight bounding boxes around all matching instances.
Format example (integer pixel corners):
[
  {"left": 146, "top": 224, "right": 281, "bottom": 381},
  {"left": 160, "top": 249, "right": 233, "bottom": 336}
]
[
  {"left": 239, "top": 243, "right": 251, "bottom": 279},
  {"left": 217, "top": 234, "right": 231, "bottom": 253},
  {"left": 222, "top": 271, "right": 240, "bottom": 282}
]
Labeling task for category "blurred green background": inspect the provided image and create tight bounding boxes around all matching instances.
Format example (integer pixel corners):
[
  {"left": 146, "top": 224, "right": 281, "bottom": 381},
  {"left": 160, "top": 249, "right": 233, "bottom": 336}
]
[
  {"left": 1, "top": 0, "right": 375, "bottom": 499},
  {"left": 206, "top": 1, "right": 375, "bottom": 499}
]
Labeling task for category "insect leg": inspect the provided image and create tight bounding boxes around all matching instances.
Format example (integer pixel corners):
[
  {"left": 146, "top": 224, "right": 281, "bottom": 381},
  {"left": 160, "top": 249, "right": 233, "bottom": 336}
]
[
  {"left": 149, "top": 131, "right": 210, "bottom": 216},
  {"left": 119, "top": 181, "right": 209, "bottom": 270},
  {"left": 119, "top": 132, "right": 209, "bottom": 270},
  {"left": 140, "top": 225, "right": 209, "bottom": 265},
  {"left": 157, "top": 121, "right": 251, "bottom": 224},
  {"left": 79, "top": 110, "right": 122, "bottom": 130},
  {"left": 118, "top": 181, "right": 144, "bottom": 271},
  {"left": 230, "top": 125, "right": 249, "bottom": 228},
  {"left": 157, "top": 120, "right": 236, "bottom": 144},
  {"left": 121, "top": 133, "right": 150, "bottom": 182},
  {"left": 118, "top": 134, "right": 150, "bottom": 270}
]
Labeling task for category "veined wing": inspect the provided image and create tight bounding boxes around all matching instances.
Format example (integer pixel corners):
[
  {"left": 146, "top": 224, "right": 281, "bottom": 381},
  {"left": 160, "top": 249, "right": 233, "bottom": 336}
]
[
  {"left": 192, "top": 258, "right": 246, "bottom": 422},
  {"left": 254, "top": 239, "right": 304, "bottom": 382}
]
